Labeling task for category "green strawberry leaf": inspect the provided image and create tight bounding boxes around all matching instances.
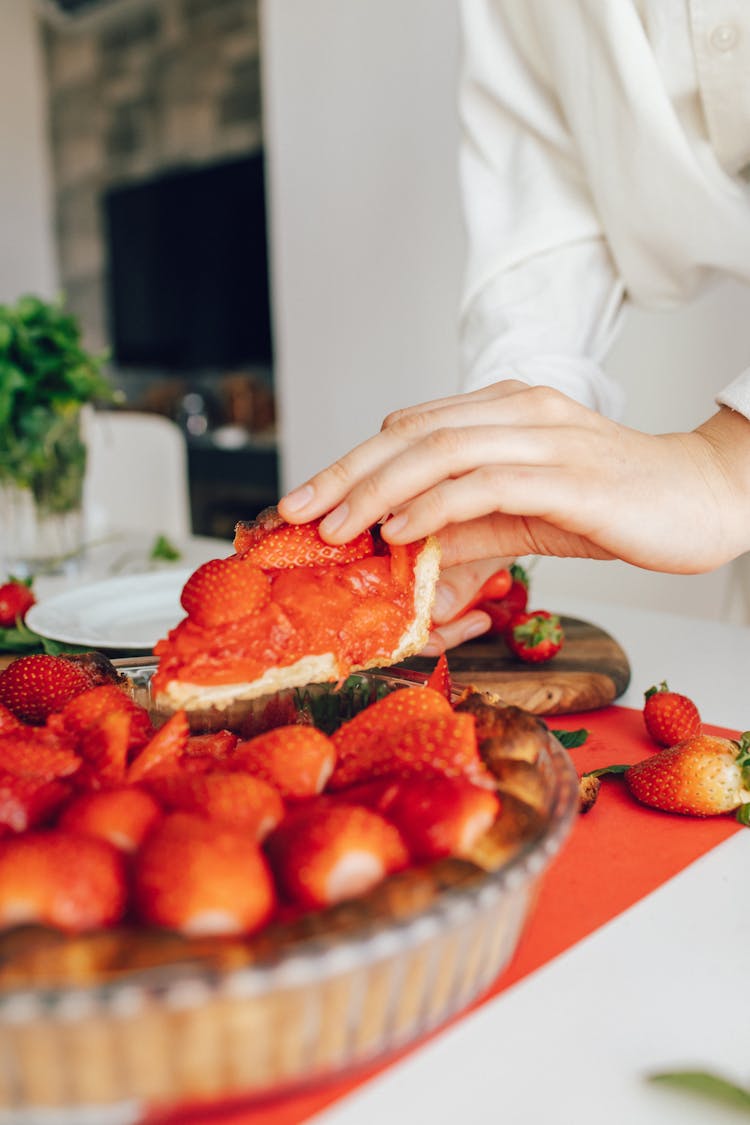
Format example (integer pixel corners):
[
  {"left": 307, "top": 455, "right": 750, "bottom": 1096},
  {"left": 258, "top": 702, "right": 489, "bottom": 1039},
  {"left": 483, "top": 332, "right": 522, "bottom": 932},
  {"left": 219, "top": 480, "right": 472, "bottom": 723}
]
[
  {"left": 648, "top": 1069, "right": 750, "bottom": 1112},
  {"left": 551, "top": 728, "right": 589, "bottom": 749},
  {"left": 736, "top": 803, "right": 750, "bottom": 827},
  {"left": 582, "top": 763, "right": 630, "bottom": 778},
  {"left": 150, "top": 534, "right": 182, "bottom": 562}
]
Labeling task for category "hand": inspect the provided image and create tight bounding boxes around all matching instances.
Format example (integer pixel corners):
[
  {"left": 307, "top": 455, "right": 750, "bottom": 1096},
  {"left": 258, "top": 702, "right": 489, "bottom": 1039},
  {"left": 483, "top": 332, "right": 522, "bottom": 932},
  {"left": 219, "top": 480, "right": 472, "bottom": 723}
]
[
  {"left": 423, "top": 557, "right": 512, "bottom": 654},
  {"left": 278, "top": 381, "right": 750, "bottom": 574}
]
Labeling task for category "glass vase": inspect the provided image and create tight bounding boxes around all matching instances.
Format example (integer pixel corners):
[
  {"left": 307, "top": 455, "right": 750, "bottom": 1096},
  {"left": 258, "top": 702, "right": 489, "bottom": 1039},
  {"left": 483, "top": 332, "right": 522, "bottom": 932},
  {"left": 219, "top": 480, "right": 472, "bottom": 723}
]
[{"left": 0, "top": 407, "right": 86, "bottom": 578}]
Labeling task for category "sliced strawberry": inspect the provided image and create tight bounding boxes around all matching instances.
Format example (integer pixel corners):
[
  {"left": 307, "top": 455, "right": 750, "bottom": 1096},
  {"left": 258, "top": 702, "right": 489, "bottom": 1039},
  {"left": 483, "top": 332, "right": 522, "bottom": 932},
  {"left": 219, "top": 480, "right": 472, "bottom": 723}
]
[
  {"left": 180, "top": 556, "right": 271, "bottom": 628},
  {"left": 426, "top": 653, "right": 452, "bottom": 701},
  {"left": 127, "top": 711, "right": 189, "bottom": 783},
  {"left": 0, "top": 703, "right": 25, "bottom": 736},
  {"left": 50, "top": 684, "right": 154, "bottom": 752},
  {"left": 59, "top": 787, "right": 163, "bottom": 852},
  {"left": 329, "top": 711, "right": 490, "bottom": 790},
  {"left": 378, "top": 777, "right": 500, "bottom": 860},
  {"left": 331, "top": 687, "right": 453, "bottom": 764},
  {"left": 233, "top": 725, "right": 336, "bottom": 800},
  {"left": 0, "top": 654, "right": 92, "bottom": 725},
  {"left": 77, "top": 710, "right": 131, "bottom": 787},
  {"left": 0, "top": 829, "right": 128, "bottom": 932},
  {"left": 145, "top": 770, "right": 284, "bottom": 839},
  {"left": 238, "top": 519, "right": 374, "bottom": 571},
  {"left": 133, "top": 812, "right": 276, "bottom": 935},
  {"left": 265, "top": 803, "right": 408, "bottom": 910},
  {"left": 0, "top": 773, "right": 70, "bottom": 835},
  {"left": 0, "top": 727, "right": 81, "bottom": 781}
]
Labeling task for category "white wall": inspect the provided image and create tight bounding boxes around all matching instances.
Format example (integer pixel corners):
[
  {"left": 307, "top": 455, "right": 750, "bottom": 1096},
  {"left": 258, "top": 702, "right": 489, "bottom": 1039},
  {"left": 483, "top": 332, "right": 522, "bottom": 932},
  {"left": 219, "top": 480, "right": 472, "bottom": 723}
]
[
  {"left": 261, "top": 0, "right": 750, "bottom": 622},
  {"left": 261, "top": 0, "right": 464, "bottom": 489},
  {"left": 0, "top": 1, "right": 58, "bottom": 301}
]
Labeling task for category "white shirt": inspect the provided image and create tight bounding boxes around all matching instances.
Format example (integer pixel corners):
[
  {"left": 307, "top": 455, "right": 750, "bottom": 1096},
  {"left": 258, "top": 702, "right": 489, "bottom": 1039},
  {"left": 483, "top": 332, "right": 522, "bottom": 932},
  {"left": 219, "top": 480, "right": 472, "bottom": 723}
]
[{"left": 458, "top": 0, "right": 750, "bottom": 419}]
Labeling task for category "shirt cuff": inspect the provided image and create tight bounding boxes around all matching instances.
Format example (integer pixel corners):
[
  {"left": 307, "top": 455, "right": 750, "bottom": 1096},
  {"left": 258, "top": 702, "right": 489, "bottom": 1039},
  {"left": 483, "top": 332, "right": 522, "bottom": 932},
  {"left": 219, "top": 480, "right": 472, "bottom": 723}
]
[
  {"left": 462, "top": 353, "right": 626, "bottom": 420},
  {"left": 716, "top": 369, "right": 750, "bottom": 422}
]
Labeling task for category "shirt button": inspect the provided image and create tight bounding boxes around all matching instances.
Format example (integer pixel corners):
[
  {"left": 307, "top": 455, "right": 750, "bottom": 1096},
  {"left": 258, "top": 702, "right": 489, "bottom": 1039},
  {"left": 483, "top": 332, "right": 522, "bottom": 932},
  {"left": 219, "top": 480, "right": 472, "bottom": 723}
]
[{"left": 710, "top": 24, "right": 739, "bottom": 52}]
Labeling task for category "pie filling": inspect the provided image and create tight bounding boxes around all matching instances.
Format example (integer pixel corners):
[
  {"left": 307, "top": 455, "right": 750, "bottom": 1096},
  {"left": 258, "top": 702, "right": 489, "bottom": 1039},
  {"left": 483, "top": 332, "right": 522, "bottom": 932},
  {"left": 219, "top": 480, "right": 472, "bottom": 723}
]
[{"left": 153, "top": 546, "right": 421, "bottom": 692}]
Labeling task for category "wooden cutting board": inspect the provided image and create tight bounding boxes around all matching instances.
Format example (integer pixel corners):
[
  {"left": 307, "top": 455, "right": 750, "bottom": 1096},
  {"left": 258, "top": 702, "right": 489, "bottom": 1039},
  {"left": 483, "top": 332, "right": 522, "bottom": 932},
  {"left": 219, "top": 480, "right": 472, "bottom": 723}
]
[{"left": 400, "top": 615, "right": 631, "bottom": 716}]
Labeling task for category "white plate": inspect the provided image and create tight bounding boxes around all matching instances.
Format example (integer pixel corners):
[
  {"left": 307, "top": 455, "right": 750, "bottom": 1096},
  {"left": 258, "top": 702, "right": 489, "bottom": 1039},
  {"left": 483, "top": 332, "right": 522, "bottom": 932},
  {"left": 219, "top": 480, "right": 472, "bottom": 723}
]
[{"left": 25, "top": 569, "right": 194, "bottom": 650}]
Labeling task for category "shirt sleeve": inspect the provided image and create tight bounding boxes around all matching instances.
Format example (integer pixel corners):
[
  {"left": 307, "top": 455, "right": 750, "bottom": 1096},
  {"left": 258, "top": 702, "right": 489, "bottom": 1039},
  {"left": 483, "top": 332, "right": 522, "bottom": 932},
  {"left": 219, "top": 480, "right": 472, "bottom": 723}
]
[
  {"left": 458, "top": 0, "right": 626, "bottom": 416},
  {"left": 716, "top": 370, "right": 750, "bottom": 418}
]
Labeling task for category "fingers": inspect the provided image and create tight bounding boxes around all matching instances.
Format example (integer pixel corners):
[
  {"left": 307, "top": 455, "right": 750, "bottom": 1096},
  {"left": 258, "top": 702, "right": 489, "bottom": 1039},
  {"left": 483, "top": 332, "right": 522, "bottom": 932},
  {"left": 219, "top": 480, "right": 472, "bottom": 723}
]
[
  {"left": 436, "top": 515, "right": 616, "bottom": 568},
  {"left": 278, "top": 381, "right": 550, "bottom": 536},
  {"left": 431, "top": 557, "right": 512, "bottom": 623},
  {"left": 421, "top": 609, "right": 492, "bottom": 656}
]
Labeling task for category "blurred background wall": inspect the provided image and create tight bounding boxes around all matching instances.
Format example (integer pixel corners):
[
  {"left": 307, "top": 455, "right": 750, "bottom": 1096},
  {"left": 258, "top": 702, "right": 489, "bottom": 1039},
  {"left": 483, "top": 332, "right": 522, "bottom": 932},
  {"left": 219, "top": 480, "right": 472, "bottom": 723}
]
[{"left": 3, "top": 0, "right": 750, "bottom": 620}]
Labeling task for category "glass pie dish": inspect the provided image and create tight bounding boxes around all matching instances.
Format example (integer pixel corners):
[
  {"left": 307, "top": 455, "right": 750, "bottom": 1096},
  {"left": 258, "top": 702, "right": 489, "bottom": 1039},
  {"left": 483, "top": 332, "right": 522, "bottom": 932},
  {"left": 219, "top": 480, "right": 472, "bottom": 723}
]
[{"left": 0, "top": 663, "right": 579, "bottom": 1123}]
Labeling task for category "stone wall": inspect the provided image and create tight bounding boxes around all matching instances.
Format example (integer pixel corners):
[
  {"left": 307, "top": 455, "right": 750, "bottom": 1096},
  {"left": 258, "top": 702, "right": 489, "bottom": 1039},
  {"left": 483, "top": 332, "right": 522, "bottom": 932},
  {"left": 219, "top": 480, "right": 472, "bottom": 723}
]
[{"left": 43, "top": 0, "right": 262, "bottom": 356}]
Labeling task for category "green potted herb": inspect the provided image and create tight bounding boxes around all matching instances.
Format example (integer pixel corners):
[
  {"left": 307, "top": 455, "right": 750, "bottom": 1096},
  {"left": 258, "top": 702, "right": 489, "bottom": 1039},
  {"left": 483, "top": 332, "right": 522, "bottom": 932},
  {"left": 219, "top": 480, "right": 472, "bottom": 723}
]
[{"left": 0, "top": 294, "right": 113, "bottom": 576}]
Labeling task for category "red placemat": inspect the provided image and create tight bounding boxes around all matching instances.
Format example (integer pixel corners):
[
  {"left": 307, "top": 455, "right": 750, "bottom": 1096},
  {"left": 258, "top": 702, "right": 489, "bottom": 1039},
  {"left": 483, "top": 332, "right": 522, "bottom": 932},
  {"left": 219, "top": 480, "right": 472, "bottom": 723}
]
[{"left": 144, "top": 706, "right": 743, "bottom": 1125}]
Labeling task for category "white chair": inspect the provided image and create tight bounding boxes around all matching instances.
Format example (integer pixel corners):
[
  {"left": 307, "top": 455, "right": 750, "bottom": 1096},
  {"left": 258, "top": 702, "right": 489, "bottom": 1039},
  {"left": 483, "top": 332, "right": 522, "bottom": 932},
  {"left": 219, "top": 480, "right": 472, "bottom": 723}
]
[{"left": 82, "top": 410, "right": 192, "bottom": 540}]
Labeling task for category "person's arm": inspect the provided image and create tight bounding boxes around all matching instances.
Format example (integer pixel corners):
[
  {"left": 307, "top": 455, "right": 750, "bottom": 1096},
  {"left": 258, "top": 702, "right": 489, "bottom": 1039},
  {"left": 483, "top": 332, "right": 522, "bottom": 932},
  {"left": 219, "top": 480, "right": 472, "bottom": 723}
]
[{"left": 457, "top": 0, "right": 624, "bottom": 413}]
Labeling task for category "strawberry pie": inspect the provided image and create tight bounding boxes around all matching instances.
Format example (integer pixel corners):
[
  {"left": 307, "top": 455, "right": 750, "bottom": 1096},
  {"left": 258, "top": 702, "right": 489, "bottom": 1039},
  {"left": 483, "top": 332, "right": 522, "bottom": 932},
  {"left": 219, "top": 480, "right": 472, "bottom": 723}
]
[{"left": 0, "top": 537, "right": 579, "bottom": 1119}]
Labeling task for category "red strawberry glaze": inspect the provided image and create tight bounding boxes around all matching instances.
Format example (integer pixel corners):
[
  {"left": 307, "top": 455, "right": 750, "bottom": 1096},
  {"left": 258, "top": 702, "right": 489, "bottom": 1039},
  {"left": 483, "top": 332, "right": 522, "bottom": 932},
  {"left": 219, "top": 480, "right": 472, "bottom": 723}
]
[{"left": 152, "top": 544, "right": 422, "bottom": 692}]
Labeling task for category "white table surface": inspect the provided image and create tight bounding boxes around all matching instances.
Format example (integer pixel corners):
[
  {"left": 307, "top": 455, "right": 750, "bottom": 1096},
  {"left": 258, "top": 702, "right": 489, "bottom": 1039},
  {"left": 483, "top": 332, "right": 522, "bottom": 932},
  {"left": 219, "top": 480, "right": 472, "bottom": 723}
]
[{"left": 309, "top": 595, "right": 750, "bottom": 1125}]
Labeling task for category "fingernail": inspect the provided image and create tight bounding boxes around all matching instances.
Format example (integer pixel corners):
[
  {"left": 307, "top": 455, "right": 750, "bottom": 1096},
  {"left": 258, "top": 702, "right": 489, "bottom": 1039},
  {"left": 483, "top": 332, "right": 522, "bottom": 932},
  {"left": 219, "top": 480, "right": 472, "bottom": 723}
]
[
  {"left": 320, "top": 503, "right": 348, "bottom": 536},
  {"left": 431, "top": 583, "right": 456, "bottom": 620},
  {"left": 383, "top": 512, "right": 408, "bottom": 538},
  {"left": 421, "top": 640, "right": 443, "bottom": 656},
  {"left": 282, "top": 484, "right": 314, "bottom": 513}
]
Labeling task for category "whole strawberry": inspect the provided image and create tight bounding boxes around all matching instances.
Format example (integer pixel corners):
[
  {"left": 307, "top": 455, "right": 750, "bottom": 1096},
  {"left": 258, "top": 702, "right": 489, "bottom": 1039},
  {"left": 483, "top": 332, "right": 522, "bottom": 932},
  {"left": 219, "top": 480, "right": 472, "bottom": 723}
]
[
  {"left": 506, "top": 610, "right": 563, "bottom": 663},
  {"left": 0, "top": 654, "right": 92, "bottom": 724},
  {"left": 643, "top": 681, "right": 701, "bottom": 747},
  {"left": 479, "top": 563, "right": 529, "bottom": 635},
  {"left": 0, "top": 579, "right": 35, "bottom": 628},
  {"left": 626, "top": 732, "right": 750, "bottom": 818}
]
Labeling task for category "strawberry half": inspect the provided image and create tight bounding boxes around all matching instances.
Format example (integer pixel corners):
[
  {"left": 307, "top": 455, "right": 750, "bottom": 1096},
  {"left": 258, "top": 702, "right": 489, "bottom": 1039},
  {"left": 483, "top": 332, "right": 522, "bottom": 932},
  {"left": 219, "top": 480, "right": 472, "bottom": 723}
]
[
  {"left": 127, "top": 711, "right": 190, "bottom": 783},
  {"left": 59, "top": 787, "right": 163, "bottom": 852},
  {"left": 0, "top": 654, "right": 93, "bottom": 724},
  {"left": 265, "top": 803, "right": 408, "bottom": 910},
  {"left": 0, "top": 829, "right": 128, "bottom": 932},
  {"left": 0, "top": 728, "right": 81, "bottom": 781},
  {"left": 426, "top": 653, "right": 452, "bottom": 701},
  {"left": 237, "top": 518, "right": 374, "bottom": 571},
  {"left": 133, "top": 812, "right": 276, "bottom": 936},
  {"left": 76, "top": 710, "right": 132, "bottom": 787},
  {"left": 643, "top": 681, "right": 702, "bottom": 747},
  {"left": 50, "top": 684, "right": 154, "bottom": 753},
  {"left": 233, "top": 725, "right": 337, "bottom": 799},
  {"left": 146, "top": 770, "right": 284, "bottom": 839},
  {"left": 331, "top": 687, "right": 453, "bottom": 765},
  {"left": 377, "top": 777, "right": 500, "bottom": 861},
  {"left": 625, "top": 732, "right": 750, "bottom": 817},
  {"left": 180, "top": 556, "right": 271, "bottom": 628},
  {"left": 328, "top": 711, "right": 490, "bottom": 791},
  {"left": 0, "top": 773, "right": 70, "bottom": 835}
]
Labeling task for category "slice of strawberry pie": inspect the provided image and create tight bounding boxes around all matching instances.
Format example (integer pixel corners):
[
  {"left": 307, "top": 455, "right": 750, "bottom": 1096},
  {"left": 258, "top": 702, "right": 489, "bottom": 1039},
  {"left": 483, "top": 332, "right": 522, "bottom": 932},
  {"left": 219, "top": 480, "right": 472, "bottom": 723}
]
[{"left": 152, "top": 508, "right": 440, "bottom": 715}]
